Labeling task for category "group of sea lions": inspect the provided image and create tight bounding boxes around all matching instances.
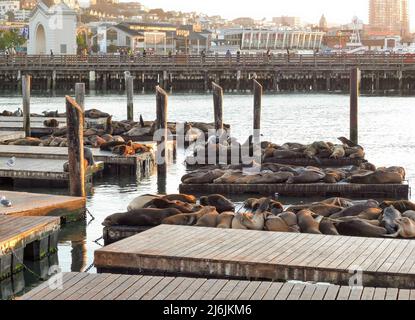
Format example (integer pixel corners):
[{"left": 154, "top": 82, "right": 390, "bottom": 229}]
[
  {"left": 186, "top": 135, "right": 365, "bottom": 166},
  {"left": 102, "top": 194, "right": 415, "bottom": 239},
  {"left": 181, "top": 163, "right": 405, "bottom": 185}
]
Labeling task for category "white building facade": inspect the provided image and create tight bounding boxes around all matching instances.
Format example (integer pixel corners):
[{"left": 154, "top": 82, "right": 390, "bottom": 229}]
[
  {"left": 0, "top": 1, "right": 20, "bottom": 17},
  {"left": 27, "top": 2, "right": 77, "bottom": 55}
]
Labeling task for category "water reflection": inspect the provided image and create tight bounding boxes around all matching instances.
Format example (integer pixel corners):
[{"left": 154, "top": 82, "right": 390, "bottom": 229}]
[{"left": 58, "top": 221, "right": 87, "bottom": 272}]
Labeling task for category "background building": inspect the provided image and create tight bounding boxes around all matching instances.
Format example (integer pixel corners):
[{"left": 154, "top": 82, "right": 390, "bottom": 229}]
[
  {"left": 368, "top": 0, "right": 410, "bottom": 38},
  {"left": 272, "top": 16, "right": 301, "bottom": 28}
]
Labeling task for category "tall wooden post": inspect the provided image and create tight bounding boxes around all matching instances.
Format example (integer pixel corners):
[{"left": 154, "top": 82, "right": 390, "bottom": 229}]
[
  {"left": 126, "top": 75, "right": 134, "bottom": 121},
  {"left": 22, "top": 74, "right": 31, "bottom": 137},
  {"left": 212, "top": 82, "right": 223, "bottom": 132},
  {"left": 253, "top": 79, "right": 262, "bottom": 134},
  {"left": 350, "top": 68, "right": 361, "bottom": 145},
  {"left": 66, "top": 96, "right": 85, "bottom": 197},
  {"left": 156, "top": 86, "right": 168, "bottom": 178},
  {"left": 75, "top": 83, "right": 85, "bottom": 111}
]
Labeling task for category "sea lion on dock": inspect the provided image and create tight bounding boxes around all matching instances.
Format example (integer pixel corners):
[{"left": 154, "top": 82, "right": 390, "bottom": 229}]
[
  {"left": 43, "top": 110, "right": 59, "bottom": 117},
  {"left": 150, "top": 198, "right": 194, "bottom": 213},
  {"left": 403, "top": 211, "right": 415, "bottom": 222},
  {"left": 321, "top": 197, "right": 354, "bottom": 208},
  {"left": 84, "top": 147, "right": 95, "bottom": 166},
  {"left": 182, "top": 169, "right": 225, "bottom": 184},
  {"left": 335, "top": 218, "right": 387, "bottom": 238},
  {"left": 102, "top": 208, "right": 182, "bottom": 227},
  {"left": 162, "top": 194, "right": 197, "bottom": 204},
  {"left": 247, "top": 172, "right": 294, "bottom": 184},
  {"left": 232, "top": 198, "right": 270, "bottom": 230},
  {"left": 127, "top": 195, "right": 159, "bottom": 211},
  {"left": 330, "top": 200, "right": 379, "bottom": 218},
  {"left": 297, "top": 210, "right": 322, "bottom": 234},
  {"left": 199, "top": 194, "right": 235, "bottom": 213},
  {"left": 8, "top": 137, "right": 42, "bottom": 146},
  {"left": 330, "top": 145, "right": 345, "bottom": 159},
  {"left": 216, "top": 212, "right": 235, "bottom": 229},
  {"left": 265, "top": 216, "right": 292, "bottom": 232},
  {"left": 287, "top": 169, "right": 325, "bottom": 184},
  {"left": 350, "top": 169, "right": 404, "bottom": 184},
  {"left": 385, "top": 218, "right": 415, "bottom": 239},
  {"left": 319, "top": 218, "right": 339, "bottom": 235},
  {"left": 99, "top": 140, "right": 125, "bottom": 152},
  {"left": 162, "top": 206, "right": 215, "bottom": 226},
  {"left": 85, "top": 109, "right": 110, "bottom": 119},
  {"left": 195, "top": 209, "right": 219, "bottom": 228},
  {"left": 380, "top": 206, "right": 402, "bottom": 234},
  {"left": 357, "top": 208, "right": 383, "bottom": 220},
  {"left": 380, "top": 200, "right": 415, "bottom": 213},
  {"left": 43, "top": 119, "right": 59, "bottom": 128},
  {"left": 308, "top": 204, "right": 343, "bottom": 217}
]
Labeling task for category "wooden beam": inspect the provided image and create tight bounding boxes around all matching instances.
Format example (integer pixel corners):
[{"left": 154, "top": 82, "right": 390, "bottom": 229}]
[
  {"left": 75, "top": 83, "right": 85, "bottom": 111},
  {"left": 22, "top": 74, "right": 31, "bottom": 137},
  {"left": 350, "top": 68, "right": 361, "bottom": 145},
  {"left": 253, "top": 79, "right": 262, "bottom": 134},
  {"left": 155, "top": 86, "right": 168, "bottom": 178},
  {"left": 212, "top": 82, "right": 223, "bottom": 132},
  {"left": 65, "top": 96, "right": 85, "bottom": 197},
  {"left": 126, "top": 75, "right": 134, "bottom": 121}
]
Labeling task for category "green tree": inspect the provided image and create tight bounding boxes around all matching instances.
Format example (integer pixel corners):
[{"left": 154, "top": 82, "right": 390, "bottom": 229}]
[
  {"left": 0, "top": 30, "right": 26, "bottom": 50},
  {"left": 77, "top": 33, "right": 87, "bottom": 54}
]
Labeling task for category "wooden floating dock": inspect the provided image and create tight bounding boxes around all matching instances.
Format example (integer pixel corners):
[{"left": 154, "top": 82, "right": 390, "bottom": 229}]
[
  {"left": 0, "top": 116, "right": 108, "bottom": 126},
  {"left": 179, "top": 183, "right": 410, "bottom": 200},
  {"left": 0, "top": 215, "right": 60, "bottom": 280},
  {"left": 19, "top": 272, "right": 415, "bottom": 301},
  {"left": 103, "top": 225, "right": 151, "bottom": 246},
  {"left": 0, "top": 156, "right": 103, "bottom": 186},
  {"left": 95, "top": 225, "right": 415, "bottom": 289},
  {"left": 0, "top": 191, "right": 86, "bottom": 222},
  {"left": 0, "top": 145, "right": 154, "bottom": 176}
]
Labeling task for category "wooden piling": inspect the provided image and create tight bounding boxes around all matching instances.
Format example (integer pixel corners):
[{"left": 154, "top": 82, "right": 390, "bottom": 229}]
[
  {"left": 350, "top": 68, "right": 361, "bottom": 145},
  {"left": 65, "top": 96, "right": 85, "bottom": 197},
  {"left": 22, "top": 74, "right": 31, "bottom": 137},
  {"left": 155, "top": 86, "right": 168, "bottom": 178},
  {"left": 75, "top": 83, "right": 85, "bottom": 111},
  {"left": 253, "top": 79, "right": 262, "bottom": 133},
  {"left": 126, "top": 75, "right": 134, "bottom": 121},
  {"left": 212, "top": 82, "right": 224, "bottom": 131}
]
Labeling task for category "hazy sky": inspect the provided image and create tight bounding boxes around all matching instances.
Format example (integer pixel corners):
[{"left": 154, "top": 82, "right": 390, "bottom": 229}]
[{"left": 135, "top": 0, "right": 414, "bottom": 27}]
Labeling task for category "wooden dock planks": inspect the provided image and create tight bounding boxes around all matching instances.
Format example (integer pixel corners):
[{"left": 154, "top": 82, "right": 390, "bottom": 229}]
[
  {"left": 179, "top": 183, "right": 410, "bottom": 199},
  {"left": 19, "top": 272, "right": 413, "bottom": 301},
  {"left": 0, "top": 191, "right": 86, "bottom": 221},
  {"left": 95, "top": 225, "right": 415, "bottom": 289}
]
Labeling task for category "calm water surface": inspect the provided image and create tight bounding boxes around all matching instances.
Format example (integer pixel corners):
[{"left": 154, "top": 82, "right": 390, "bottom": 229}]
[{"left": 0, "top": 92, "right": 414, "bottom": 298}]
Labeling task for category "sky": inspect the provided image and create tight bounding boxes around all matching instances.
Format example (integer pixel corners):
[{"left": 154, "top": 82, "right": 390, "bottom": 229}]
[{"left": 134, "top": 0, "right": 415, "bottom": 28}]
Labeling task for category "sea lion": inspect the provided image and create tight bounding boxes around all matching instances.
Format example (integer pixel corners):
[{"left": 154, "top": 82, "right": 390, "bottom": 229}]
[
  {"left": 297, "top": 210, "right": 322, "bottom": 234},
  {"left": 386, "top": 218, "right": 415, "bottom": 239},
  {"left": 8, "top": 137, "right": 42, "bottom": 146},
  {"left": 330, "top": 145, "right": 345, "bottom": 159},
  {"left": 380, "top": 206, "right": 402, "bottom": 234},
  {"left": 321, "top": 197, "right": 354, "bottom": 208},
  {"left": 357, "top": 208, "right": 383, "bottom": 220},
  {"left": 199, "top": 194, "right": 235, "bottom": 213},
  {"left": 308, "top": 204, "right": 343, "bottom": 217},
  {"left": 350, "top": 170, "right": 403, "bottom": 184},
  {"left": 216, "top": 212, "right": 235, "bottom": 229},
  {"left": 335, "top": 218, "right": 387, "bottom": 238},
  {"left": 161, "top": 194, "right": 197, "bottom": 204},
  {"left": 244, "top": 198, "right": 259, "bottom": 209},
  {"left": 43, "top": 119, "right": 59, "bottom": 128},
  {"left": 150, "top": 198, "right": 194, "bottom": 213},
  {"left": 403, "top": 211, "right": 415, "bottom": 222},
  {"left": 127, "top": 194, "right": 159, "bottom": 211},
  {"left": 182, "top": 169, "right": 225, "bottom": 184},
  {"left": 100, "top": 140, "right": 125, "bottom": 151},
  {"left": 319, "top": 218, "right": 339, "bottom": 235},
  {"left": 380, "top": 200, "right": 415, "bottom": 213},
  {"left": 246, "top": 172, "right": 294, "bottom": 184},
  {"left": 84, "top": 147, "right": 95, "bottom": 166},
  {"left": 195, "top": 209, "right": 219, "bottom": 228},
  {"left": 85, "top": 109, "right": 110, "bottom": 119},
  {"left": 102, "top": 208, "right": 182, "bottom": 227},
  {"left": 330, "top": 200, "right": 379, "bottom": 218},
  {"left": 270, "top": 201, "right": 284, "bottom": 215},
  {"left": 43, "top": 110, "right": 59, "bottom": 117},
  {"left": 265, "top": 216, "right": 292, "bottom": 232},
  {"left": 287, "top": 169, "right": 325, "bottom": 184},
  {"left": 162, "top": 206, "right": 215, "bottom": 226}
]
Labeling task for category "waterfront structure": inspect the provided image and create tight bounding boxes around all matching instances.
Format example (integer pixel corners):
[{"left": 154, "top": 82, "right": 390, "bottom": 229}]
[
  {"left": 319, "top": 14, "right": 328, "bottom": 31},
  {"left": 0, "top": 0, "right": 20, "bottom": 17},
  {"left": 368, "top": 0, "right": 410, "bottom": 38},
  {"left": 272, "top": 16, "right": 301, "bottom": 28},
  {"left": 220, "top": 28, "right": 324, "bottom": 52},
  {"left": 27, "top": 2, "right": 77, "bottom": 54}
]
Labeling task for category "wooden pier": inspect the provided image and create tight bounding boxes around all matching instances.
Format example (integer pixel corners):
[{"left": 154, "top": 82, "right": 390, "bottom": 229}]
[
  {"left": 0, "top": 215, "right": 60, "bottom": 280},
  {"left": 179, "top": 182, "right": 410, "bottom": 199},
  {"left": 2, "top": 54, "right": 415, "bottom": 94},
  {"left": 0, "top": 191, "right": 86, "bottom": 222},
  {"left": 0, "top": 145, "right": 154, "bottom": 177},
  {"left": 19, "top": 272, "right": 415, "bottom": 300},
  {"left": 95, "top": 225, "right": 415, "bottom": 289}
]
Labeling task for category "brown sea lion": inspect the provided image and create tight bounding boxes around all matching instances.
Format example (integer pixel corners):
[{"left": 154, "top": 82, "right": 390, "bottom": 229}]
[
  {"left": 335, "top": 218, "right": 387, "bottom": 238},
  {"left": 195, "top": 209, "right": 219, "bottom": 228},
  {"left": 244, "top": 198, "right": 259, "bottom": 209},
  {"left": 380, "top": 201, "right": 415, "bottom": 213},
  {"left": 182, "top": 169, "right": 225, "bottom": 184},
  {"left": 385, "top": 218, "right": 415, "bottom": 239},
  {"left": 350, "top": 170, "right": 403, "bottom": 184},
  {"left": 99, "top": 140, "right": 125, "bottom": 151},
  {"left": 403, "top": 211, "right": 415, "bottom": 222},
  {"left": 102, "top": 208, "right": 182, "bottom": 227},
  {"left": 321, "top": 197, "right": 354, "bottom": 208},
  {"left": 270, "top": 201, "right": 284, "bottom": 215},
  {"left": 216, "top": 212, "right": 235, "bottom": 229},
  {"left": 319, "top": 218, "right": 339, "bottom": 235},
  {"left": 150, "top": 198, "right": 194, "bottom": 213},
  {"left": 127, "top": 195, "right": 159, "bottom": 211},
  {"left": 162, "top": 194, "right": 197, "bottom": 204},
  {"left": 8, "top": 137, "right": 42, "bottom": 146},
  {"left": 246, "top": 172, "right": 294, "bottom": 184},
  {"left": 380, "top": 206, "right": 402, "bottom": 234},
  {"left": 297, "top": 210, "right": 322, "bottom": 234},
  {"left": 43, "top": 119, "right": 59, "bottom": 128},
  {"left": 200, "top": 194, "right": 235, "bottom": 213},
  {"left": 162, "top": 206, "right": 216, "bottom": 226},
  {"left": 265, "top": 216, "right": 291, "bottom": 232},
  {"left": 287, "top": 169, "right": 325, "bottom": 184},
  {"left": 330, "top": 200, "right": 379, "bottom": 218},
  {"left": 357, "top": 208, "right": 383, "bottom": 220},
  {"left": 308, "top": 204, "right": 343, "bottom": 217},
  {"left": 330, "top": 145, "right": 345, "bottom": 159},
  {"left": 85, "top": 109, "right": 110, "bottom": 119}
]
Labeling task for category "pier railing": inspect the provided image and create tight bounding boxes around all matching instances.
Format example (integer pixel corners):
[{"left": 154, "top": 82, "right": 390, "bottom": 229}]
[{"left": 1, "top": 53, "right": 414, "bottom": 71}]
